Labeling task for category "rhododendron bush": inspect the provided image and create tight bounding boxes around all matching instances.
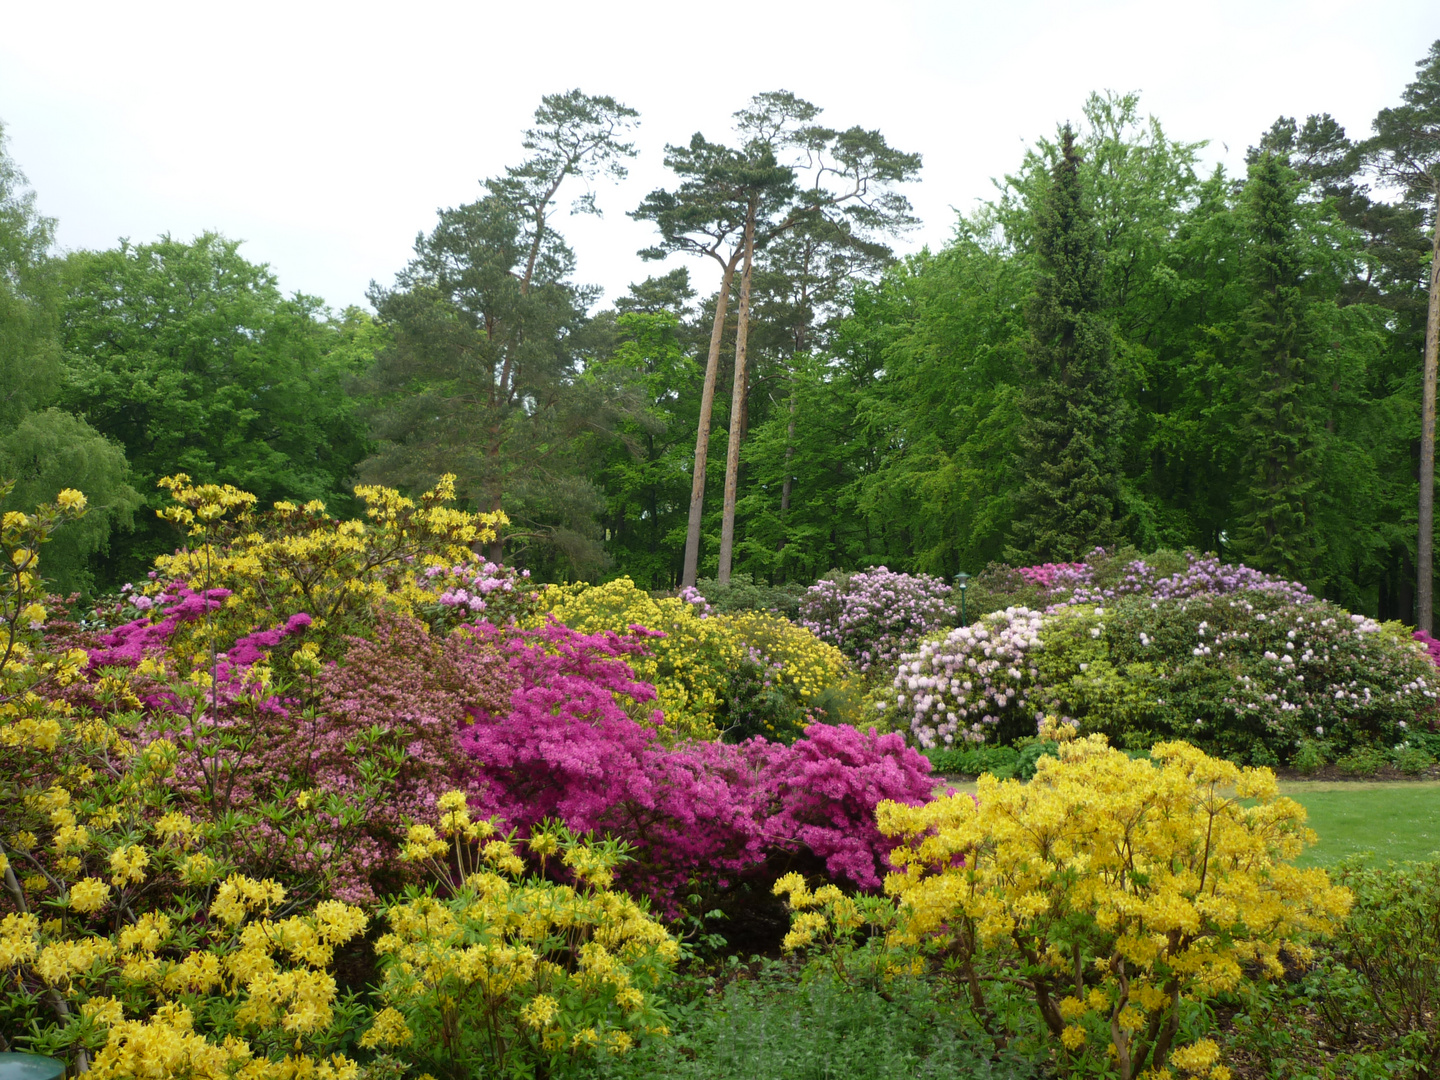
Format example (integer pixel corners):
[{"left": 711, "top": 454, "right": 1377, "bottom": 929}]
[
  {"left": 878, "top": 550, "right": 1436, "bottom": 764},
  {"left": 798, "top": 567, "right": 955, "bottom": 674}
]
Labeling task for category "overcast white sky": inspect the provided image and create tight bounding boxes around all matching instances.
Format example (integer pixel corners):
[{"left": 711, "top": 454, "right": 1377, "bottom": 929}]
[{"left": 2, "top": 0, "right": 1437, "bottom": 313}]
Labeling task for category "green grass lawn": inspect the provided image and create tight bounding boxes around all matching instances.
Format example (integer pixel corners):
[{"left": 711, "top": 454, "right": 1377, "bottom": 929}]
[{"left": 1282, "top": 780, "right": 1440, "bottom": 867}]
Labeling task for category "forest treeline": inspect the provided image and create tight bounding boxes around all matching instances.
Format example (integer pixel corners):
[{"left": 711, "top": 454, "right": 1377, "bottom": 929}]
[{"left": 2, "top": 44, "right": 1438, "bottom": 622}]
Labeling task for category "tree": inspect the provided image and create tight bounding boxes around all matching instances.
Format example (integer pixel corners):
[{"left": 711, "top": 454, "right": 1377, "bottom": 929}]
[
  {"left": 59, "top": 233, "right": 369, "bottom": 585},
  {"left": 1366, "top": 40, "right": 1440, "bottom": 629},
  {"left": 362, "top": 90, "right": 638, "bottom": 570},
  {"left": 1227, "top": 154, "right": 1324, "bottom": 579},
  {"left": 0, "top": 122, "right": 139, "bottom": 594},
  {"left": 635, "top": 92, "right": 920, "bottom": 586},
  {"left": 1007, "top": 127, "right": 1124, "bottom": 562},
  {"left": 632, "top": 132, "right": 793, "bottom": 586}
]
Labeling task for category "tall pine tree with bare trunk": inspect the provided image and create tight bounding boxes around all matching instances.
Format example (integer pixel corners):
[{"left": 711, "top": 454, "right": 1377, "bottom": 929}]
[{"left": 1367, "top": 40, "right": 1440, "bottom": 629}]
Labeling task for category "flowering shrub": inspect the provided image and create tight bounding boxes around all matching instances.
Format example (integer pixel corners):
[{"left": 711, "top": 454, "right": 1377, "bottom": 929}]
[
  {"left": 888, "top": 606, "right": 1048, "bottom": 749},
  {"left": 134, "top": 472, "right": 509, "bottom": 665},
  {"left": 1414, "top": 629, "right": 1440, "bottom": 669},
  {"left": 882, "top": 583, "right": 1436, "bottom": 763},
  {"left": 452, "top": 625, "right": 931, "bottom": 907},
  {"left": 537, "top": 577, "right": 854, "bottom": 742},
  {"left": 866, "top": 736, "right": 1352, "bottom": 1080},
  {"left": 714, "top": 610, "right": 856, "bottom": 744},
  {"left": 535, "top": 577, "right": 741, "bottom": 739},
  {"left": 3, "top": 608, "right": 370, "bottom": 1077},
  {"left": 974, "top": 547, "right": 1312, "bottom": 614},
  {"left": 363, "top": 796, "right": 678, "bottom": 1076},
  {"left": 798, "top": 567, "right": 955, "bottom": 675}
]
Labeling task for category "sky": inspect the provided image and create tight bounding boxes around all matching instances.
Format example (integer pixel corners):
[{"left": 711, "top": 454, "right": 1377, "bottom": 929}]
[{"left": 2, "top": 0, "right": 1437, "bottom": 314}]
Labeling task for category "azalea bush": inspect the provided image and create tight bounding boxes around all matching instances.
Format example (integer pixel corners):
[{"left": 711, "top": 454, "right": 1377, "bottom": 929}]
[
  {"left": 535, "top": 577, "right": 741, "bottom": 740},
  {"left": 364, "top": 796, "right": 679, "bottom": 1078},
  {"left": 775, "top": 736, "right": 1352, "bottom": 1080},
  {"left": 538, "top": 577, "right": 855, "bottom": 743},
  {"left": 798, "top": 567, "right": 955, "bottom": 675},
  {"left": 454, "top": 624, "right": 934, "bottom": 908},
  {"left": 1, "top": 486, "right": 377, "bottom": 1074},
  {"left": 714, "top": 610, "right": 856, "bottom": 743}
]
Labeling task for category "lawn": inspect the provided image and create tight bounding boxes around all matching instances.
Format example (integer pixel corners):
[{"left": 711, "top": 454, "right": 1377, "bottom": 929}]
[{"left": 1282, "top": 780, "right": 1440, "bottom": 867}]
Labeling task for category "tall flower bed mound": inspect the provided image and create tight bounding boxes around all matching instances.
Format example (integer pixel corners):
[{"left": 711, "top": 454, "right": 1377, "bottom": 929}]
[
  {"left": 881, "top": 556, "right": 1436, "bottom": 765},
  {"left": 799, "top": 567, "right": 955, "bottom": 674}
]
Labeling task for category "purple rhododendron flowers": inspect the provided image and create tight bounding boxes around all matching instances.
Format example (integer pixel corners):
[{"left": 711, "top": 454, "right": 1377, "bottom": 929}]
[{"left": 799, "top": 567, "right": 955, "bottom": 674}]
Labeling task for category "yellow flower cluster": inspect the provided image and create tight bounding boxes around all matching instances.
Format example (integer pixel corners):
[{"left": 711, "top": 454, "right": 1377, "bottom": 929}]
[
  {"left": 87, "top": 1002, "right": 360, "bottom": 1080},
  {"left": 535, "top": 579, "right": 854, "bottom": 739},
  {"left": 873, "top": 736, "right": 1352, "bottom": 1080},
  {"left": 535, "top": 577, "right": 743, "bottom": 739},
  {"left": 366, "top": 797, "right": 678, "bottom": 1075},
  {"left": 149, "top": 473, "right": 507, "bottom": 671},
  {"left": 718, "top": 610, "right": 856, "bottom": 718}
]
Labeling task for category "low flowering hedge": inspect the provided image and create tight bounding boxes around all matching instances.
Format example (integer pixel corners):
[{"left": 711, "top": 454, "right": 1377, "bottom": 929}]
[{"left": 881, "top": 587, "right": 1436, "bottom": 764}]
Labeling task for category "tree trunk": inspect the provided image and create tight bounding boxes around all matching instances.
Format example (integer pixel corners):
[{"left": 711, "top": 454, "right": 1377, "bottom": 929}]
[
  {"left": 681, "top": 251, "right": 743, "bottom": 587},
  {"left": 717, "top": 202, "right": 757, "bottom": 584},
  {"left": 778, "top": 386, "right": 796, "bottom": 553},
  {"left": 1418, "top": 205, "right": 1440, "bottom": 632}
]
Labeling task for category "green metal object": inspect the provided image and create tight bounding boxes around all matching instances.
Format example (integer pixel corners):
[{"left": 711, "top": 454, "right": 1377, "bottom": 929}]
[{"left": 0, "top": 1054, "right": 66, "bottom": 1080}]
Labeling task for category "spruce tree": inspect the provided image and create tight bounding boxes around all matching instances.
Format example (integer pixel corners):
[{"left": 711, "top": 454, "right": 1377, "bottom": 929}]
[
  {"left": 1008, "top": 127, "right": 1123, "bottom": 562},
  {"left": 1228, "top": 153, "right": 1322, "bottom": 580}
]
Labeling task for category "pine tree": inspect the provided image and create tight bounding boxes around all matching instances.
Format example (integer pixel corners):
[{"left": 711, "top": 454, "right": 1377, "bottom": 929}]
[
  {"left": 1228, "top": 153, "right": 1323, "bottom": 580},
  {"left": 1008, "top": 127, "right": 1123, "bottom": 562}
]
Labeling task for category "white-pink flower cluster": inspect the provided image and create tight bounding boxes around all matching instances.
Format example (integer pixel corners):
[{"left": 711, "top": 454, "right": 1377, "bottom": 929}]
[{"left": 892, "top": 607, "right": 1046, "bottom": 749}]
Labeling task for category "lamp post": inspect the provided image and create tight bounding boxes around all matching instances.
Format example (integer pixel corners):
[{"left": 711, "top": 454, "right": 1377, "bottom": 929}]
[{"left": 954, "top": 571, "right": 970, "bottom": 626}]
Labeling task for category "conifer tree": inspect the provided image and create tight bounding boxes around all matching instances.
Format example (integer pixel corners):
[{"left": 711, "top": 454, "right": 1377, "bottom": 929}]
[
  {"left": 1007, "top": 127, "right": 1123, "bottom": 562},
  {"left": 1228, "top": 153, "right": 1323, "bottom": 580}
]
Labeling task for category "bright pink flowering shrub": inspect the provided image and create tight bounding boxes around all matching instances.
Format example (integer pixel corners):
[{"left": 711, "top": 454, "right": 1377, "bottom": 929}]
[
  {"left": 1414, "top": 629, "right": 1440, "bottom": 669},
  {"left": 453, "top": 620, "right": 934, "bottom": 909},
  {"left": 64, "top": 573, "right": 936, "bottom": 912}
]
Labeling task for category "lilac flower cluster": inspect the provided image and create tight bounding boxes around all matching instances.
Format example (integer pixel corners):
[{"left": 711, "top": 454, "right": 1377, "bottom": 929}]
[
  {"left": 889, "top": 607, "right": 1046, "bottom": 748},
  {"left": 1025, "top": 549, "right": 1312, "bottom": 609},
  {"left": 676, "top": 585, "right": 714, "bottom": 617},
  {"left": 798, "top": 567, "right": 955, "bottom": 674},
  {"left": 420, "top": 560, "right": 538, "bottom": 626}
]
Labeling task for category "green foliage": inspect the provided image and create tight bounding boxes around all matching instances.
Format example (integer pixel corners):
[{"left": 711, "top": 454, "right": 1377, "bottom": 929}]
[
  {"left": 0, "top": 124, "right": 139, "bottom": 597},
  {"left": 1293, "top": 738, "right": 1330, "bottom": 774},
  {"left": 1229, "top": 153, "right": 1324, "bottom": 580},
  {"left": 589, "top": 964, "right": 1038, "bottom": 1080},
  {"left": 922, "top": 740, "right": 1058, "bottom": 780},
  {"left": 1335, "top": 746, "right": 1388, "bottom": 776},
  {"left": 1322, "top": 859, "right": 1440, "bottom": 1075},
  {"left": 362, "top": 90, "right": 638, "bottom": 576},
  {"left": 691, "top": 572, "right": 805, "bottom": 617},
  {"left": 1393, "top": 743, "right": 1437, "bottom": 775},
  {"left": 0, "top": 409, "right": 140, "bottom": 595},
  {"left": 1008, "top": 126, "right": 1124, "bottom": 562},
  {"left": 58, "top": 233, "right": 371, "bottom": 586}
]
